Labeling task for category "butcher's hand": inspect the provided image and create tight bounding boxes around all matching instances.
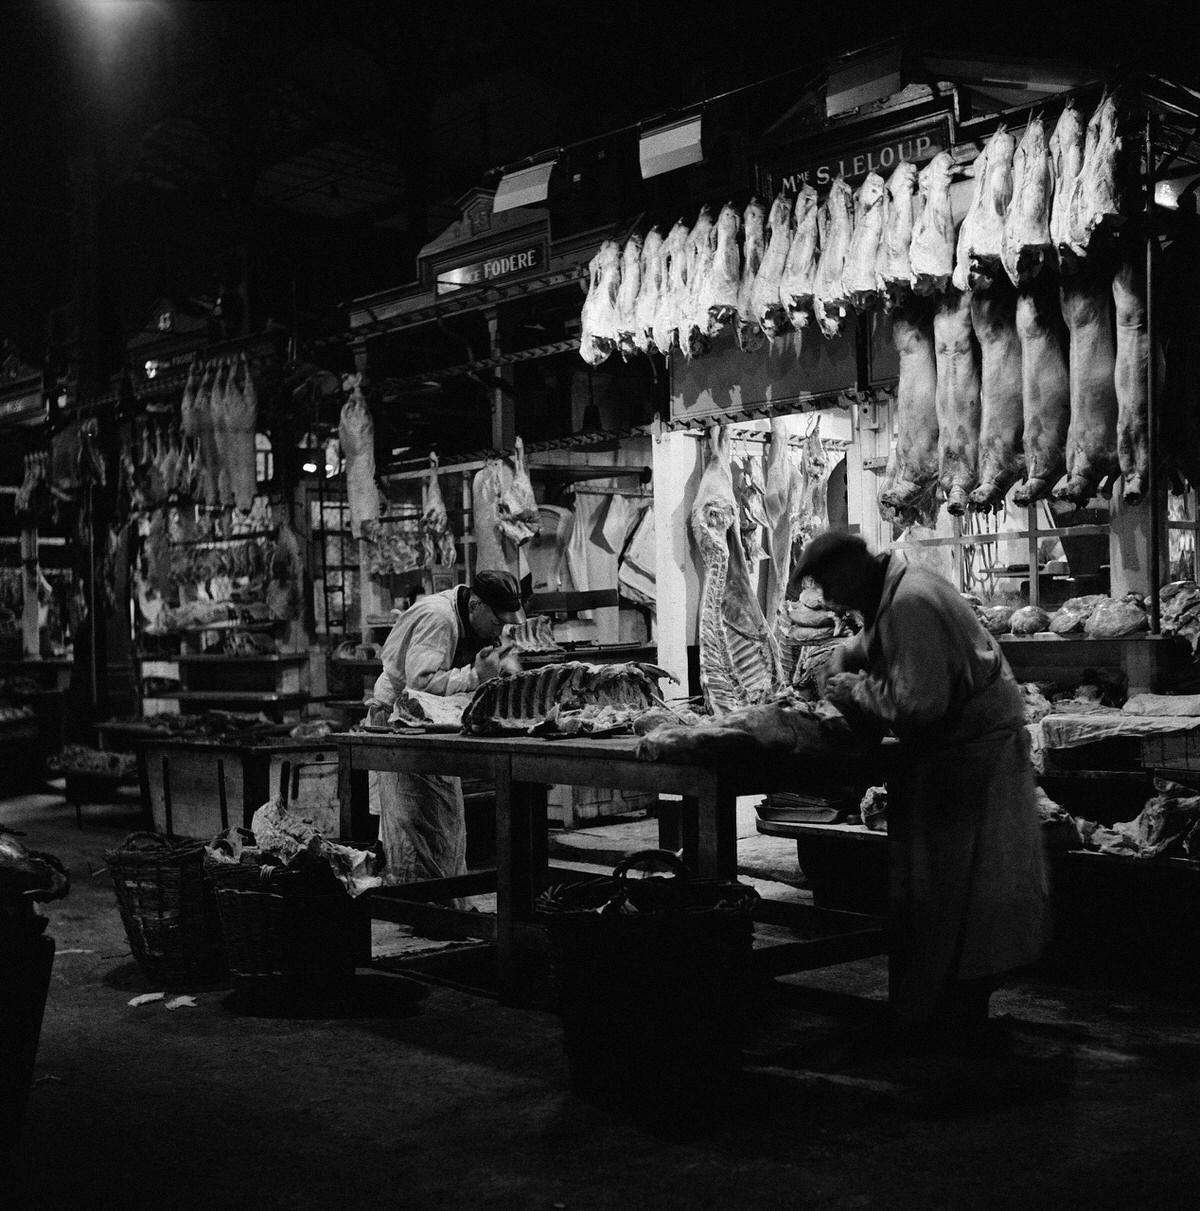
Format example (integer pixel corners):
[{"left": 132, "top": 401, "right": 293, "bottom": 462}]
[
  {"left": 823, "top": 672, "right": 863, "bottom": 714},
  {"left": 364, "top": 700, "right": 391, "bottom": 728},
  {"left": 497, "top": 644, "right": 523, "bottom": 676},
  {"left": 473, "top": 645, "right": 502, "bottom": 683}
]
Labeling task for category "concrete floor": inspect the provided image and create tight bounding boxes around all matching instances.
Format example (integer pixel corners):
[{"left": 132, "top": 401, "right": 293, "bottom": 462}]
[{"left": 5, "top": 787, "right": 1200, "bottom": 1210}]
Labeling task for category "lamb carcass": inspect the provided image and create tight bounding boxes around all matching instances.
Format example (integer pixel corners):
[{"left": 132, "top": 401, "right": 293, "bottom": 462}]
[
  {"left": 879, "top": 299, "right": 940, "bottom": 519},
  {"left": 339, "top": 375, "right": 380, "bottom": 539},
  {"left": 681, "top": 206, "right": 717, "bottom": 358},
  {"left": 1002, "top": 117, "right": 1055, "bottom": 287},
  {"left": 842, "top": 172, "right": 887, "bottom": 311},
  {"left": 968, "top": 281, "right": 1026, "bottom": 511},
  {"left": 179, "top": 363, "right": 200, "bottom": 445},
  {"left": 613, "top": 233, "right": 643, "bottom": 360},
  {"left": 706, "top": 203, "right": 743, "bottom": 333},
  {"left": 779, "top": 185, "right": 820, "bottom": 329},
  {"left": 651, "top": 220, "right": 690, "bottom": 357},
  {"left": 632, "top": 227, "right": 664, "bottom": 354},
  {"left": 764, "top": 418, "right": 802, "bottom": 630},
  {"left": 497, "top": 436, "right": 541, "bottom": 546},
  {"left": 194, "top": 362, "right": 220, "bottom": 506},
  {"left": 953, "top": 127, "right": 1015, "bottom": 293},
  {"left": 750, "top": 192, "right": 793, "bottom": 339},
  {"left": 421, "top": 452, "right": 457, "bottom": 569},
  {"left": 736, "top": 199, "right": 768, "bottom": 351},
  {"left": 1067, "top": 93, "right": 1123, "bottom": 259},
  {"left": 909, "top": 152, "right": 957, "bottom": 295},
  {"left": 812, "top": 177, "right": 855, "bottom": 338},
  {"left": 1049, "top": 102, "right": 1087, "bottom": 269},
  {"left": 1012, "top": 275, "right": 1071, "bottom": 505},
  {"left": 877, "top": 161, "right": 919, "bottom": 305},
  {"left": 692, "top": 426, "right": 782, "bottom": 714},
  {"left": 934, "top": 288, "right": 983, "bottom": 514},
  {"left": 212, "top": 361, "right": 236, "bottom": 508},
  {"left": 227, "top": 353, "right": 259, "bottom": 513},
  {"left": 1112, "top": 256, "right": 1152, "bottom": 505},
  {"left": 1054, "top": 263, "right": 1119, "bottom": 506},
  {"left": 579, "top": 239, "right": 621, "bottom": 366},
  {"left": 472, "top": 458, "right": 512, "bottom": 575}
]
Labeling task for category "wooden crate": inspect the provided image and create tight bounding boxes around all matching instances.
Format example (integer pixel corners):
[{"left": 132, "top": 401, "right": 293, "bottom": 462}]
[{"left": 547, "top": 783, "right": 655, "bottom": 830}]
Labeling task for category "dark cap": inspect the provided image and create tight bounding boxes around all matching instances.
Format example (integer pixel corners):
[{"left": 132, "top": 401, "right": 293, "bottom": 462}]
[
  {"left": 790, "top": 529, "right": 870, "bottom": 586},
  {"left": 472, "top": 569, "right": 525, "bottom": 621}
]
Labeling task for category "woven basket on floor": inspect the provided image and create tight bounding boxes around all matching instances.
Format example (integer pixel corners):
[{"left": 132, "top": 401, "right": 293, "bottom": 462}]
[{"left": 106, "top": 833, "right": 227, "bottom": 986}]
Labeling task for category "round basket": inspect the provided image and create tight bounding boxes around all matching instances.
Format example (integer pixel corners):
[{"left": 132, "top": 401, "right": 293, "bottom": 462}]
[
  {"left": 536, "top": 850, "right": 759, "bottom": 1109},
  {"left": 105, "top": 833, "right": 227, "bottom": 987}
]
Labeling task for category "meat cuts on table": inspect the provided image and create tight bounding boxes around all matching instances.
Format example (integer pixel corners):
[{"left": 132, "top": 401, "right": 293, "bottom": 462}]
[
  {"left": 633, "top": 228, "right": 664, "bottom": 355},
  {"left": 339, "top": 375, "right": 380, "bottom": 539},
  {"left": 579, "top": 239, "right": 621, "bottom": 366},
  {"left": 736, "top": 199, "right": 768, "bottom": 351},
  {"left": 910, "top": 152, "right": 957, "bottom": 295},
  {"left": 779, "top": 185, "right": 820, "bottom": 329},
  {"left": 1012, "top": 275, "right": 1071, "bottom": 505},
  {"left": 1112, "top": 256, "right": 1152, "bottom": 504},
  {"left": 813, "top": 177, "right": 855, "bottom": 339},
  {"left": 1066, "top": 93, "right": 1123, "bottom": 260},
  {"left": 954, "top": 127, "right": 1015, "bottom": 293},
  {"left": 651, "top": 220, "right": 690, "bottom": 358},
  {"left": 1003, "top": 116, "right": 1055, "bottom": 287},
  {"left": 968, "top": 280, "right": 1026, "bottom": 511},
  {"left": 1049, "top": 102, "right": 1087, "bottom": 269},
  {"left": 692, "top": 426, "right": 782, "bottom": 714},
  {"left": 1055, "top": 262, "right": 1120, "bottom": 506},
  {"left": 877, "top": 161, "right": 919, "bottom": 305},
  {"left": 843, "top": 172, "right": 887, "bottom": 311},
  {"left": 934, "top": 288, "right": 983, "bottom": 515},
  {"left": 750, "top": 193, "right": 794, "bottom": 340},
  {"left": 613, "top": 233, "right": 643, "bottom": 360}
]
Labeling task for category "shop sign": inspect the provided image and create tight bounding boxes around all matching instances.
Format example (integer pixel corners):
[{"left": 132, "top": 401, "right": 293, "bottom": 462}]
[
  {"left": 435, "top": 240, "right": 547, "bottom": 295},
  {"left": 764, "top": 117, "right": 952, "bottom": 194}
]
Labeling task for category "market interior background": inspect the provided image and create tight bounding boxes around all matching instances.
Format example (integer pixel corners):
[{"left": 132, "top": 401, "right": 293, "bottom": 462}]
[{"left": 5, "top": 1, "right": 1200, "bottom": 1207}]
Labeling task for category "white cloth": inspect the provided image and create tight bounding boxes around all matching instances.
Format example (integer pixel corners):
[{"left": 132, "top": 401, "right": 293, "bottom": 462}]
[{"left": 617, "top": 505, "right": 655, "bottom": 607}]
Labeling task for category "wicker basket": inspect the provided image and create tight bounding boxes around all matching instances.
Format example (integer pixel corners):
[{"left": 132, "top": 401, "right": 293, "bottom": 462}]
[
  {"left": 536, "top": 850, "right": 759, "bottom": 1111},
  {"left": 106, "top": 833, "right": 227, "bottom": 986},
  {"left": 205, "top": 857, "right": 369, "bottom": 1002}
]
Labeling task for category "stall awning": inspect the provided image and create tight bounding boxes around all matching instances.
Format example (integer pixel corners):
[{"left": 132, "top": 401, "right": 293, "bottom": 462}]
[
  {"left": 639, "top": 114, "right": 704, "bottom": 179},
  {"left": 493, "top": 160, "right": 557, "bottom": 213}
]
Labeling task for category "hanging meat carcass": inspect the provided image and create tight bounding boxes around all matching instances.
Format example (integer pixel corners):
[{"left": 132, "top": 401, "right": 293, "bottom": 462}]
[
  {"left": 1066, "top": 93, "right": 1123, "bottom": 260},
  {"left": 843, "top": 172, "right": 887, "bottom": 311},
  {"left": 472, "top": 458, "right": 510, "bottom": 574},
  {"left": 213, "top": 361, "right": 239, "bottom": 508},
  {"left": 1112, "top": 256, "right": 1153, "bottom": 505},
  {"left": 651, "top": 220, "right": 690, "bottom": 357},
  {"left": 968, "top": 280, "right": 1026, "bottom": 511},
  {"left": 339, "top": 375, "right": 380, "bottom": 539},
  {"left": 935, "top": 288, "right": 983, "bottom": 515},
  {"left": 579, "top": 240, "right": 621, "bottom": 366},
  {"left": 879, "top": 299, "right": 940, "bottom": 520},
  {"left": 794, "top": 420, "right": 833, "bottom": 547},
  {"left": 421, "top": 452, "right": 457, "bottom": 569},
  {"left": 613, "top": 233, "right": 643, "bottom": 360},
  {"left": 736, "top": 199, "right": 768, "bottom": 352},
  {"left": 228, "top": 353, "right": 259, "bottom": 513},
  {"left": 732, "top": 454, "right": 769, "bottom": 564},
  {"left": 194, "top": 362, "right": 220, "bottom": 507},
  {"left": 632, "top": 227, "right": 664, "bottom": 355},
  {"left": 813, "top": 177, "right": 855, "bottom": 339},
  {"left": 681, "top": 206, "right": 717, "bottom": 358},
  {"left": 692, "top": 426, "right": 782, "bottom": 714},
  {"left": 779, "top": 185, "right": 820, "bottom": 329},
  {"left": 953, "top": 127, "right": 1015, "bottom": 293},
  {"left": 1049, "top": 101, "right": 1087, "bottom": 270},
  {"left": 750, "top": 192, "right": 793, "bottom": 339},
  {"left": 764, "top": 418, "right": 802, "bottom": 630},
  {"left": 1002, "top": 117, "right": 1055, "bottom": 287},
  {"left": 497, "top": 436, "right": 541, "bottom": 547},
  {"left": 1054, "top": 261, "right": 1120, "bottom": 506},
  {"left": 1012, "top": 275, "right": 1072, "bottom": 505},
  {"left": 877, "top": 161, "right": 919, "bottom": 306},
  {"left": 266, "top": 515, "right": 304, "bottom": 621},
  {"left": 910, "top": 152, "right": 957, "bottom": 295},
  {"left": 706, "top": 203, "right": 743, "bottom": 334}
]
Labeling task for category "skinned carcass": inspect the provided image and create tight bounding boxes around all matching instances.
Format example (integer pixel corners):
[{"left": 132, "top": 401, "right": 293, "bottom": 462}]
[
  {"left": 472, "top": 458, "right": 512, "bottom": 575},
  {"left": 632, "top": 227, "right": 664, "bottom": 354},
  {"left": 732, "top": 454, "right": 769, "bottom": 565},
  {"left": 877, "top": 161, "right": 920, "bottom": 305},
  {"left": 340, "top": 375, "right": 380, "bottom": 539},
  {"left": 497, "top": 436, "right": 541, "bottom": 547},
  {"left": 227, "top": 354, "right": 259, "bottom": 513},
  {"left": 579, "top": 240, "right": 621, "bottom": 366},
  {"left": 1112, "top": 256, "right": 1152, "bottom": 504},
  {"left": 1012, "top": 275, "right": 1072, "bottom": 505},
  {"left": 953, "top": 128, "right": 1015, "bottom": 293},
  {"left": 1054, "top": 262, "right": 1120, "bottom": 506},
  {"left": 706, "top": 204, "right": 743, "bottom": 333},
  {"left": 779, "top": 185, "right": 820, "bottom": 329},
  {"left": 1003, "top": 117, "right": 1055, "bottom": 287},
  {"left": 910, "top": 152, "right": 957, "bottom": 295},
  {"left": 813, "top": 177, "right": 855, "bottom": 338},
  {"left": 651, "top": 220, "right": 690, "bottom": 357},
  {"left": 843, "top": 172, "right": 887, "bottom": 310},
  {"left": 613, "top": 233, "right": 643, "bottom": 360},
  {"left": 421, "top": 452, "right": 457, "bottom": 569},
  {"left": 879, "top": 299, "right": 940, "bottom": 519},
  {"left": 794, "top": 421, "right": 833, "bottom": 547},
  {"left": 750, "top": 192, "right": 794, "bottom": 339},
  {"left": 1049, "top": 102, "right": 1087, "bottom": 269},
  {"left": 736, "top": 199, "right": 768, "bottom": 351},
  {"left": 764, "top": 418, "right": 802, "bottom": 631},
  {"left": 935, "top": 288, "right": 983, "bottom": 515},
  {"left": 968, "top": 280, "right": 1026, "bottom": 511},
  {"left": 194, "top": 362, "right": 220, "bottom": 506},
  {"left": 682, "top": 206, "right": 717, "bottom": 358},
  {"left": 1067, "top": 93, "right": 1123, "bottom": 259}
]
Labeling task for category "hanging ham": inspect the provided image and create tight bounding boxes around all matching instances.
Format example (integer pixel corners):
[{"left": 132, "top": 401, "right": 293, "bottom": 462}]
[
  {"left": 879, "top": 299, "right": 940, "bottom": 519},
  {"left": 750, "top": 193, "right": 793, "bottom": 339},
  {"left": 877, "top": 161, "right": 919, "bottom": 305},
  {"left": 1012, "top": 276, "right": 1071, "bottom": 505},
  {"left": 339, "top": 375, "right": 380, "bottom": 539},
  {"left": 1002, "top": 117, "right": 1055, "bottom": 287},
  {"left": 651, "top": 220, "right": 689, "bottom": 357},
  {"left": 1112, "top": 256, "right": 1152, "bottom": 504},
  {"left": 813, "top": 177, "right": 855, "bottom": 339},
  {"left": 935, "top": 288, "right": 983, "bottom": 515},
  {"left": 910, "top": 152, "right": 957, "bottom": 295},
  {"left": 736, "top": 199, "right": 768, "bottom": 352},
  {"left": 779, "top": 185, "right": 820, "bottom": 329},
  {"left": 843, "top": 172, "right": 887, "bottom": 311},
  {"left": 613, "top": 234, "right": 643, "bottom": 361},
  {"left": 968, "top": 280, "right": 1025, "bottom": 511},
  {"left": 579, "top": 240, "right": 621, "bottom": 366},
  {"left": 633, "top": 228, "right": 664, "bottom": 355}
]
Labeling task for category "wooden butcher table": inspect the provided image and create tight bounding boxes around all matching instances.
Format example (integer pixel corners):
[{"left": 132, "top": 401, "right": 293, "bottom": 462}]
[{"left": 336, "top": 731, "right": 887, "bottom": 1004}]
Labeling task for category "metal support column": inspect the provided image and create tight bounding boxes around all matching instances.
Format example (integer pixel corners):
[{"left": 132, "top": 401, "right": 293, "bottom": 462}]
[{"left": 1146, "top": 113, "right": 1162, "bottom": 632}]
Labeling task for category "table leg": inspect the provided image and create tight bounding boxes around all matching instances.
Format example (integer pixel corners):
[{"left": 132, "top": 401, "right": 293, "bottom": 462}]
[
  {"left": 695, "top": 780, "right": 736, "bottom": 880},
  {"left": 529, "top": 783, "right": 548, "bottom": 889},
  {"left": 337, "top": 745, "right": 354, "bottom": 843},
  {"left": 679, "top": 795, "right": 700, "bottom": 871},
  {"left": 657, "top": 798, "right": 682, "bottom": 852}
]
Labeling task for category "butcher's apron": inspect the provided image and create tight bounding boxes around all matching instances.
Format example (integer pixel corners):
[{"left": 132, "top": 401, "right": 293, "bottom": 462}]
[
  {"left": 887, "top": 672, "right": 1052, "bottom": 1024},
  {"left": 375, "top": 588, "right": 483, "bottom": 892}
]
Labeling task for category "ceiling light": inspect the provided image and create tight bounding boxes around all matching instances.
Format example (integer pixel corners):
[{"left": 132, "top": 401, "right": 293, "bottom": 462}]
[
  {"left": 639, "top": 115, "right": 703, "bottom": 179},
  {"left": 493, "top": 160, "right": 557, "bottom": 213}
]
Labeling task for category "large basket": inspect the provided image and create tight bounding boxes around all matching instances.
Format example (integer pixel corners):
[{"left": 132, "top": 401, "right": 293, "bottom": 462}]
[
  {"left": 106, "top": 833, "right": 227, "bottom": 986},
  {"left": 536, "top": 850, "right": 759, "bottom": 1111},
  {"left": 205, "top": 857, "right": 369, "bottom": 1003}
]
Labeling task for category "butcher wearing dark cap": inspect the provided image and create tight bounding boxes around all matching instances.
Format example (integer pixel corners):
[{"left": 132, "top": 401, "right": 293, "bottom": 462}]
[
  {"left": 791, "top": 529, "right": 1050, "bottom": 1049},
  {"left": 366, "top": 570, "right": 525, "bottom": 888}
]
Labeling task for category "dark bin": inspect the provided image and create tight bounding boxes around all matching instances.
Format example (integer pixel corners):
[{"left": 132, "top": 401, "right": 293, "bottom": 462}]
[{"left": 0, "top": 915, "right": 56, "bottom": 1146}]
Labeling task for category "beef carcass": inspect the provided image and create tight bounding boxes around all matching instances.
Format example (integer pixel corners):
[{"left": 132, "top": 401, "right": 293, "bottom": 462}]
[
  {"left": 779, "top": 186, "right": 820, "bottom": 330},
  {"left": 681, "top": 206, "right": 717, "bottom": 358},
  {"left": 692, "top": 426, "right": 782, "bottom": 714},
  {"left": 910, "top": 152, "right": 957, "bottom": 295},
  {"left": 732, "top": 454, "right": 769, "bottom": 564},
  {"left": 1067, "top": 93, "right": 1123, "bottom": 259},
  {"left": 1112, "top": 256, "right": 1152, "bottom": 504},
  {"left": 632, "top": 227, "right": 664, "bottom": 354},
  {"left": 843, "top": 172, "right": 887, "bottom": 310},
  {"left": 1049, "top": 102, "right": 1087, "bottom": 269},
  {"left": 227, "top": 354, "right": 259, "bottom": 513},
  {"left": 879, "top": 299, "right": 940, "bottom": 518},
  {"left": 764, "top": 418, "right": 802, "bottom": 629},
  {"left": 706, "top": 203, "right": 742, "bottom": 333},
  {"left": 877, "top": 161, "right": 919, "bottom": 305},
  {"left": 1002, "top": 117, "right": 1055, "bottom": 287},
  {"left": 462, "top": 661, "right": 670, "bottom": 734},
  {"left": 953, "top": 127, "right": 1015, "bottom": 293},
  {"left": 613, "top": 233, "right": 643, "bottom": 360},
  {"left": 579, "top": 239, "right": 621, "bottom": 366},
  {"left": 497, "top": 436, "right": 541, "bottom": 547},
  {"left": 1054, "top": 263, "right": 1119, "bottom": 505},
  {"left": 421, "top": 453, "right": 457, "bottom": 569},
  {"left": 736, "top": 199, "right": 768, "bottom": 351},
  {"left": 934, "top": 288, "right": 983, "bottom": 514},
  {"left": 1012, "top": 276, "right": 1071, "bottom": 505},
  {"left": 968, "top": 281, "right": 1025, "bottom": 511},
  {"left": 750, "top": 192, "right": 793, "bottom": 339},
  {"left": 500, "top": 615, "right": 561, "bottom": 654},
  {"left": 339, "top": 375, "right": 380, "bottom": 538},
  {"left": 813, "top": 177, "right": 855, "bottom": 339},
  {"left": 651, "top": 220, "right": 690, "bottom": 357}
]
